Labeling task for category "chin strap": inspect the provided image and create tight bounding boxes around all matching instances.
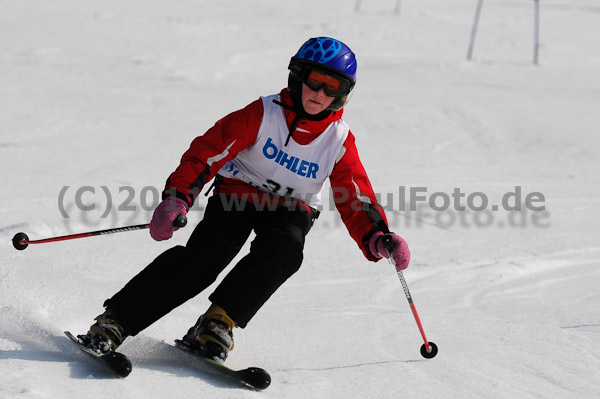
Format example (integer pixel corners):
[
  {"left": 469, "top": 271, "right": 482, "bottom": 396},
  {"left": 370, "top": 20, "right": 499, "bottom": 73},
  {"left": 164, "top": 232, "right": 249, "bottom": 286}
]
[
  {"left": 272, "top": 98, "right": 333, "bottom": 147},
  {"left": 273, "top": 99, "right": 304, "bottom": 147}
]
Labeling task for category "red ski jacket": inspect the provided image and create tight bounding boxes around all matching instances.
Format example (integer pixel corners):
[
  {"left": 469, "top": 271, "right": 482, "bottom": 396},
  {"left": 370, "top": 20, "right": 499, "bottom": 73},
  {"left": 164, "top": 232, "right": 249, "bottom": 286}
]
[{"left": 164, "top": 89, "right": 389, "bottom": 261}]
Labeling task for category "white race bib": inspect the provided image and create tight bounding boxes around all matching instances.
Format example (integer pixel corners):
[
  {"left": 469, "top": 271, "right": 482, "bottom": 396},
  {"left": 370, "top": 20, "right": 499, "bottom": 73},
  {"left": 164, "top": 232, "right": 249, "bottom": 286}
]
[{"left": 218, "top": 94, "right": 349, "bottom": 207}]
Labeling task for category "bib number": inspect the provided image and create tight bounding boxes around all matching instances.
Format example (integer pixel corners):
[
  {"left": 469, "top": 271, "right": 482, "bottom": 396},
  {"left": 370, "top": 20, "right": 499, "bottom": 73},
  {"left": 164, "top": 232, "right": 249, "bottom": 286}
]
[{"left": 263, "top": 179, "right": 295, "bottom": 196}]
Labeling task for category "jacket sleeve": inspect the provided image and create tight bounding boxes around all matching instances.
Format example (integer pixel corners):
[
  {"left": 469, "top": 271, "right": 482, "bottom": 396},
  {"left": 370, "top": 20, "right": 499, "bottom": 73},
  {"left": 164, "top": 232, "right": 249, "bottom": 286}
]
[
  {"left": 163, "top": 98, "right": 263, "bottom": 206},
  {"left": 329, "top": 131, "right": 390, "bottom": 261}
]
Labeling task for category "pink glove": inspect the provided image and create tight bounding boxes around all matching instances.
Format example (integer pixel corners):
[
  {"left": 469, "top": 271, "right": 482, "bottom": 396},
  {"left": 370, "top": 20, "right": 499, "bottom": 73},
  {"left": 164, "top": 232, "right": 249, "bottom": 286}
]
[
  {"left": 368, "top": 231, "right": 410, "bottom": 270},
  {"left": 150, "top": 197, "right": 188, "bottom": 241}
]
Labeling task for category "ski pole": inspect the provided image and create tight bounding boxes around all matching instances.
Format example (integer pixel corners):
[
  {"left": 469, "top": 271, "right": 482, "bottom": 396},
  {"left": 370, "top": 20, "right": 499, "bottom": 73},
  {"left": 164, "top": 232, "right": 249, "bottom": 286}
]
[
  {"left": 382, "top": 235, "right": 438, "bottom": 359},
  {"left": 12, "top": 214, "right": 187, "bottom": 251}
]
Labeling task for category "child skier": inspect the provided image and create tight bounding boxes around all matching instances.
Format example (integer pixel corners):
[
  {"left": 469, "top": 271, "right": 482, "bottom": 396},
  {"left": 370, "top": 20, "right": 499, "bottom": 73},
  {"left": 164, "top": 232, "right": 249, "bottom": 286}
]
[{"left": 79, "top": 37, "right": 411, "bottom": 362}]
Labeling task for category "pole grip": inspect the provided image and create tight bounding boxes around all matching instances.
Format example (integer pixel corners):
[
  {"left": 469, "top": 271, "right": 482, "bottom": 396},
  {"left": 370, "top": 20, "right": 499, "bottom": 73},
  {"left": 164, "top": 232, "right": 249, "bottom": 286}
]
[
  {"left": 381, "top": 234, "right": 394, "bottom": 253},
  {"left": 381, "top": 234, "right": 397, "bottom": 267}
]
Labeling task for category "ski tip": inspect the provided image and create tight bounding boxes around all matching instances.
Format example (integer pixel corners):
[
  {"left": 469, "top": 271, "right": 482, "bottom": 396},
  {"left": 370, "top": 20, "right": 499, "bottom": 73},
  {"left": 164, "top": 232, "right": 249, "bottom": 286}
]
[
  {"left": 64, "top": 331, "right": 77, "bottom": 341},
  {"left": 239, "top": 367, "right": 271, "bottom": 390},
  {"left": 106, "top": 352, "right": 133, "bottom": 377}
]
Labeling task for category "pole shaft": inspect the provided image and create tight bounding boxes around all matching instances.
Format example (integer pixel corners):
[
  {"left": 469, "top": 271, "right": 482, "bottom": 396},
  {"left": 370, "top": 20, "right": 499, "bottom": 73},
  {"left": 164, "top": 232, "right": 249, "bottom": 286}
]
[
  {"left": 22, "top": 224, "right": 150, "bottom": 245},
  {"left": 534, "top": 0, "right": 540, "bottom": 64},
  {"left": 382, "top": 234, "right": 432, "bottom": 351},
  {"left": 467, "top": 0, "right": 484, "bottom": 60},
  {"left": 397, "top": 270, "right": 431, "bottom": 351}
]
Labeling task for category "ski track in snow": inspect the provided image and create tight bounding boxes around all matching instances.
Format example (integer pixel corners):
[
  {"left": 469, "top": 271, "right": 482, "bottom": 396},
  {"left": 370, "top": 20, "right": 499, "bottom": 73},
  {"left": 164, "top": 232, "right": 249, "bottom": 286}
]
[{"left": 2, "top": 0, "right": 600, "bottom": 398}]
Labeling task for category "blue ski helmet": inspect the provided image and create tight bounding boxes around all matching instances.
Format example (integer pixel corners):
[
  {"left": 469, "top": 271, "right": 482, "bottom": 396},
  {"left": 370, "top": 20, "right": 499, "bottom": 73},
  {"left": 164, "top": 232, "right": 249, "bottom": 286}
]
[{"left": 288, "top": 37, "right": 357, "bottom": 111}]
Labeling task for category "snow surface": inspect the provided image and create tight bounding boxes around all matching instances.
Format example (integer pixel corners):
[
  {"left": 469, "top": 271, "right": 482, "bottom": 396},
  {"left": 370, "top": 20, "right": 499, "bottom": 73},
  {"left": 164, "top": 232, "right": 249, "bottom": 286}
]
[{"left": 2, "top": 0, "right": 600, "bottom": 398}]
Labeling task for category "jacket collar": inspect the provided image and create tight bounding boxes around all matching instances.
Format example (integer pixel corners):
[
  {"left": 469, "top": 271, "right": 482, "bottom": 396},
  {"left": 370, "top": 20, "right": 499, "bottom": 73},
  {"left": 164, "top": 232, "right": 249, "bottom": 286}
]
[{"left": 275, "top": 89, "right": 344, "bottom": 146}]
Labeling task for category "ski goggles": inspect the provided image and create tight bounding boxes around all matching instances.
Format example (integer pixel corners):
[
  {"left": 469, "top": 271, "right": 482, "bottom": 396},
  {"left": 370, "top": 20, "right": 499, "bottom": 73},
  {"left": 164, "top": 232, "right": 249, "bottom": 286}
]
[{"left": 302, "top": 68, "right": 352, "bottom": 97}]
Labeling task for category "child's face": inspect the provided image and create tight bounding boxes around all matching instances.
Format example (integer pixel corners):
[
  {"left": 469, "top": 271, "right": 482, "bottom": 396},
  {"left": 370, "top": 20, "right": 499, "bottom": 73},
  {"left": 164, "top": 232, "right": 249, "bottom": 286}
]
[{"left": 301, "top": 83, "right": 335, "bottom": 115}]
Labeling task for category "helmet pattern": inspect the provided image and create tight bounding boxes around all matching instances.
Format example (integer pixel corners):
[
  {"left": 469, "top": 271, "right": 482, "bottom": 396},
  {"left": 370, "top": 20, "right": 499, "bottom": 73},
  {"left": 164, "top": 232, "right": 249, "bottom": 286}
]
[{"left": 297, "top": 38, "right": 343, "bottom": 65}]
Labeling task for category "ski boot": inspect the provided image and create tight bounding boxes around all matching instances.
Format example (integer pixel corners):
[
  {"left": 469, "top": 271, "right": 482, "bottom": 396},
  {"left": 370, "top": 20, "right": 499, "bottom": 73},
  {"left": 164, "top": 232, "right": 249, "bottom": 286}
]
[
  {"left": 78, "top": 309, "right": 129, "bottom": 355},
  {"left": 179, "top": 304, "right": 235, "bottom": 362}
]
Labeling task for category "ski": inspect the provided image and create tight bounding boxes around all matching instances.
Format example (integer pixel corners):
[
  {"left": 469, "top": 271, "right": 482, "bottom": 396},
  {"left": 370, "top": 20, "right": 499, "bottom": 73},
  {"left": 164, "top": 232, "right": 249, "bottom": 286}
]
[
  {"left": 174, "top": 339, "right": 271, "bottom": 390},
  {"left": 64, "top": 331, "right": 132, "bottom": 378}
]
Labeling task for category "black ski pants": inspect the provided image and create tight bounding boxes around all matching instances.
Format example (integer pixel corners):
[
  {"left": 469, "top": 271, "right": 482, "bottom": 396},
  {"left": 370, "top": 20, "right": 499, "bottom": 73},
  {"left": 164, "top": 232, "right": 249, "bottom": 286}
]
[{"left": 104, "top": 193, "right": 315, "bottom": 335}]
